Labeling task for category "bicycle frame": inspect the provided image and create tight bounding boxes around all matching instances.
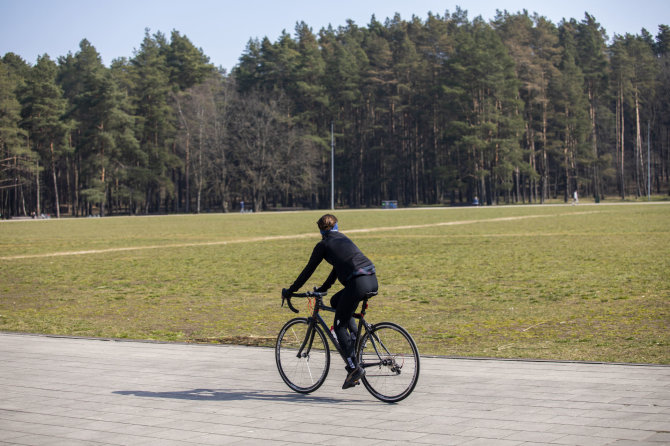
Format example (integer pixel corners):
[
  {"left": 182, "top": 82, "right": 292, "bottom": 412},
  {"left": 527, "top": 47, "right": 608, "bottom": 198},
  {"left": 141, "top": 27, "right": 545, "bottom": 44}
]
[{"left": 295, "top": 294, "right": 392, "bottom": 371}]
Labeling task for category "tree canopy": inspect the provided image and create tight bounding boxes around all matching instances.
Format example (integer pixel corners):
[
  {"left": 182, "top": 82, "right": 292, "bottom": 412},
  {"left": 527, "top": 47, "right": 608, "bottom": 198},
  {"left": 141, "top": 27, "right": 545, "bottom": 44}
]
[{"left": 1, "top": 11, "right": 669, "bottom": 217}]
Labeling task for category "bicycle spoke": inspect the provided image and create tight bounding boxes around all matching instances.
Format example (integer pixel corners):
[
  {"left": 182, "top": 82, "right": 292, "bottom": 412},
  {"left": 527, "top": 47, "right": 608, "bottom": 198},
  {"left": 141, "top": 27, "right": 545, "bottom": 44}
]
[
  {"left": 276, "top": 318, "right": 330, "bottom": 394},
  {"left": 357, "top": 322, "right": 419, "bottom": 403}
]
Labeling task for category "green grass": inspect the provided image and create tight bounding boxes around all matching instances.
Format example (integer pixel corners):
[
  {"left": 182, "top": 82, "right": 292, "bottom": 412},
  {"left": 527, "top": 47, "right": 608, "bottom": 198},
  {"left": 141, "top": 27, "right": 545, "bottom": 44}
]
[{"left": 1, "top": 203, "right": 668, "bottom": 364}]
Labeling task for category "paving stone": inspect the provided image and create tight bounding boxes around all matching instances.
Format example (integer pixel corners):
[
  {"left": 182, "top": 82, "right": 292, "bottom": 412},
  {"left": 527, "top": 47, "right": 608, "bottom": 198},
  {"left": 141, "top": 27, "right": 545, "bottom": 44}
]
[{"left": 1, "top": 332, "right": 668, "bottom": 445}]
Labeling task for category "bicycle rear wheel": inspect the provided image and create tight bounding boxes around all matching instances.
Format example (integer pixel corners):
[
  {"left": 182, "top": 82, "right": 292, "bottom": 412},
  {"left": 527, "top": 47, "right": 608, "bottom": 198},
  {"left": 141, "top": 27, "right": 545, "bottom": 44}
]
[
  {"left": 357, "top": 321, "right": 420, "bottom": 403},
  {"left": 275, "top": 317, "right": 330, "bottom": 394}
]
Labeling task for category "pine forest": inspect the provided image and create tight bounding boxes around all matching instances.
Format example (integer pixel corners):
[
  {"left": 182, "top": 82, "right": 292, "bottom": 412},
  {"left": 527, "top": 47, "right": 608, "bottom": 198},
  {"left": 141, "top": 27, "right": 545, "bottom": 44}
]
[{"left": 1, "top": 9, "right": 669, "bottom": 217}]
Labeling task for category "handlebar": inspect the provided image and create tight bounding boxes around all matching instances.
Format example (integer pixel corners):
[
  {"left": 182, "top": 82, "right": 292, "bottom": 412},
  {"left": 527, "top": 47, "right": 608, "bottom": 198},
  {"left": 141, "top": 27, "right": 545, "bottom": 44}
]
[
  {"left": 281, "top": 289, "right": 327, "bottom": 313},
  {"left": 290, "top": 291, "right": 327, "bottom": 298}
]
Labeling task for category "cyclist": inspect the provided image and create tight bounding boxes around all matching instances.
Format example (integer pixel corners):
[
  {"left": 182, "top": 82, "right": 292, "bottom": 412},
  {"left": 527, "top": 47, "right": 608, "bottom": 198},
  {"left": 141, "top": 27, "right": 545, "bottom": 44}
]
[{"left": 282, "top": 214, "right": 377, "bottom": 389}]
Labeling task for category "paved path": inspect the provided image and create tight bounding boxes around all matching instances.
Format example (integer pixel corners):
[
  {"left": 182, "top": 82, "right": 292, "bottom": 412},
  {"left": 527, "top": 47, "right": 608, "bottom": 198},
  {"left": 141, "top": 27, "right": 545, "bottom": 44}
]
[{"left": 1, "top": 333, "right": 668, "bottom": 445}]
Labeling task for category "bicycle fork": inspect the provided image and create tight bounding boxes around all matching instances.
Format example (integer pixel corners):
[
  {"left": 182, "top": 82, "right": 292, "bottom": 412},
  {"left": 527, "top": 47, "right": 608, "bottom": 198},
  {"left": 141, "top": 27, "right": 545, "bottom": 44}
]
[{"left": 296, "top": 318, "right": 319, "bottom": 359}]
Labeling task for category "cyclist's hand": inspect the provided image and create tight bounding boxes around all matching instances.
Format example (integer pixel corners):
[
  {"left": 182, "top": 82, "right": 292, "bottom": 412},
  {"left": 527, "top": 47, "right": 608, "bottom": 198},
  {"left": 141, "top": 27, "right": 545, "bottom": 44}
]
[{"left": 281, "top": 288, "right": 299, "bottom": 313}]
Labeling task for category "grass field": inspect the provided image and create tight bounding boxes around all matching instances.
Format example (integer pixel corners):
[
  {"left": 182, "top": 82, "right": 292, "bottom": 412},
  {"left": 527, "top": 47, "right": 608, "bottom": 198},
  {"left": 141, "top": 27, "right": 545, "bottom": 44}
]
[{"left": 1, "top": 203, "right": 668, "bottom": 364}]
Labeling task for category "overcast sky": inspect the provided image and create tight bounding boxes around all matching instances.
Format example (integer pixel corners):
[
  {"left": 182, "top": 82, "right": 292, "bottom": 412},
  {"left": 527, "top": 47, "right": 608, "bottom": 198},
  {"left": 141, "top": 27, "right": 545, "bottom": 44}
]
[{"left": 1, "top": 0, "right": 667, "bottom": 71}]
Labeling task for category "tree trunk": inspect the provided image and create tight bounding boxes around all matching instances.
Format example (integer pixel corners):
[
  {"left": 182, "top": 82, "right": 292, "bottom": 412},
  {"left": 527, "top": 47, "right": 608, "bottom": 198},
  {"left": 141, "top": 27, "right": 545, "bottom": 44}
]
[
  {"left": 564, "top": 104, "right": 571, "bottom": 203},
  {"left": 49, "top": 142, "right": 60, "bottom": 218},
  {"left": 635, "top": 90, "right": 644, "bottom": 197},
  {"left": 541, "top": 100, "right": 549, "bottom": 203},
  {"left": 197, "top": 112, "right": 203, "bottom": 213},
  {"left": 526, "top": 122, "right": 537, "bottom": 203},
  {"left": 621, "top": 85, "right": 626, "bottom": 199},
  {"left": 185, "top": 135, "right": 190, "bottom": 213},
  {"left": 616, "top": 83, "right": 625, "bottom": 199},
  {"left": 100, "top": 143, "right": 106, "bottom": 217},
  {"left": 588, "top": 87, "right": 600, "bottom": 201},
  {"left": 74, "top": 156, "right": 80, "bottom": 216},
  {"left": 35, "top": 159, "right": 41, "bottom": 216}
]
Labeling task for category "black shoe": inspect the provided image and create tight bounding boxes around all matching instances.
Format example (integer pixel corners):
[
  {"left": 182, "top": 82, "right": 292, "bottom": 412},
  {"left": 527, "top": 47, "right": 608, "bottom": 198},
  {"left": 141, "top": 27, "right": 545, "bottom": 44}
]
[{"left": 342, "top": 365, "right": 365, "bottom": 389}]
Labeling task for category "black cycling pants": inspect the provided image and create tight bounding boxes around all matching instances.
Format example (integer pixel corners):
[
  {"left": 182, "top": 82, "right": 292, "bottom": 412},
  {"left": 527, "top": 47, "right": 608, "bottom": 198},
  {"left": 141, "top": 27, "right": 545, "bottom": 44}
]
[{"left": 330, "top": 274, "right": 378, "bottom": 361}]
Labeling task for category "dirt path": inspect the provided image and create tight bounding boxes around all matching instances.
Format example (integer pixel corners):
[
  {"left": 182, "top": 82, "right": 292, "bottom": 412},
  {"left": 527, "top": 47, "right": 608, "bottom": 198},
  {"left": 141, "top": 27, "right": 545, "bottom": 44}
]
[{"left": 1, "top": 211, "right": 601, "bottom": 260}]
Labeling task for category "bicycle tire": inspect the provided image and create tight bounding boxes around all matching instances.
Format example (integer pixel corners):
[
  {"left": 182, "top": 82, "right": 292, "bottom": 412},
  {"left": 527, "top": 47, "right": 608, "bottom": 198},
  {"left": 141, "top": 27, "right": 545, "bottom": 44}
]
[
  {"left": 275, "top": 317, "right": 330, "bottom": 394},
  {"left": 357, "top": 321, "right": 420, "bottom": 403}
]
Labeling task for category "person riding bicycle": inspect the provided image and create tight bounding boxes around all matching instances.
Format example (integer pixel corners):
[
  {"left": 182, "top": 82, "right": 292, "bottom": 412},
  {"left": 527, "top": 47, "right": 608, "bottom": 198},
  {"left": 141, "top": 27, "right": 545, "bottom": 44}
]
[{"left": 282, "top": 214, "right": 378, "bottom": 389}]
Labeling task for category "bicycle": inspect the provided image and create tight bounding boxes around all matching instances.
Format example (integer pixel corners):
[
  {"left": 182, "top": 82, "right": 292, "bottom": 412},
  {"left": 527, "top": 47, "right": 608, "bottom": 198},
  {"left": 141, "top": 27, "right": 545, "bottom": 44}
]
[{"left": 275, "top": 290, "right": 420, "bottom": 403}]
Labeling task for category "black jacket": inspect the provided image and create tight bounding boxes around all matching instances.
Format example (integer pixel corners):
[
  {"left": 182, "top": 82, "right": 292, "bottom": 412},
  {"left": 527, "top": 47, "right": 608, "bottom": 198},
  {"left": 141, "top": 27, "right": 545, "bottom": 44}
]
[{"left": 288, "top": 231, "right": 375, "bottom": 293}]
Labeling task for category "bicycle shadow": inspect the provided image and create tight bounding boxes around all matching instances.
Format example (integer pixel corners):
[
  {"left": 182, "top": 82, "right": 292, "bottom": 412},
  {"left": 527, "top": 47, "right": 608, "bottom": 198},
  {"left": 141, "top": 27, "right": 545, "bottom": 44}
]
[{"left": 113, "top": 388, "right": 363, "bottom": 404}]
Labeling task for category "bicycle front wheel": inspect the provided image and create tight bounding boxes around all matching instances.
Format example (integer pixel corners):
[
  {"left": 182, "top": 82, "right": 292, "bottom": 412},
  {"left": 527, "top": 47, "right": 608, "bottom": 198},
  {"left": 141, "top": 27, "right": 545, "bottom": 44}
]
[
  {"left": 357, "top": 322, "right": 420, "bottom": 403},
  {"left": 275, "top": 318, "right": 330, "bottom": 394}
]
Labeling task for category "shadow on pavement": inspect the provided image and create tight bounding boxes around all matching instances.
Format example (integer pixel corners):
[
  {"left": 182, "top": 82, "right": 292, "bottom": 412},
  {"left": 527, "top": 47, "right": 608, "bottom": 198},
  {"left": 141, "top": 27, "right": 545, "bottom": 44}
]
[{"left": 113, "top": 388, "right": 364, "bottom": 404}]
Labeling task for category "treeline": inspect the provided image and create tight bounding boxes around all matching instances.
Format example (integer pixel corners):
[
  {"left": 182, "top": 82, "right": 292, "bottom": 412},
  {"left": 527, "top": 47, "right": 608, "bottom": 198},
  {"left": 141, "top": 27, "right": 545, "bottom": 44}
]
[{"left": 1, "top": 9, "right": 669, "bottom": 217}]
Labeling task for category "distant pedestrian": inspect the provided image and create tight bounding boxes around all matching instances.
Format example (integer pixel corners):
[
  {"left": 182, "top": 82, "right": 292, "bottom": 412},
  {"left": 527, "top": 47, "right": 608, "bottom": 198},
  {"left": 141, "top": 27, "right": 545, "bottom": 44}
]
[{"left": 572, "top": 190, "right": 579, "bottom": 205}]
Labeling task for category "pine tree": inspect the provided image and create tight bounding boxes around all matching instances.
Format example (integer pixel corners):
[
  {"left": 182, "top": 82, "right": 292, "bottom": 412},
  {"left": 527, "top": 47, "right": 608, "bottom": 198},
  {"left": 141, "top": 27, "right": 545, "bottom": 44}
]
[
  {"left": 21, "top": 55, "right": 69, "bottom": 217},
  {"left": 166, "top": 30, "right": 214, "bottom": 91},
  {"left": 0, "top": 57, "right": 32, "bottom": 217},
  {"left": 58, "top": 40, "right": 139, "bottom": 216},
  {"left": 234, "top": 38, "right": 263, "bottom": 92},
  {"left": 450, "top": 16, "right": 523, "bottom": 205},
  {"left": 575, "top": 14, "right": 608, "bottom": 200},
  {"left": 610, "top": 35, "right": 634, "bottom": 198},
  {"left": 653, "top": 26, "right": 670, "bottom": 192},
  {"left": 553, "top": 21, "right": 590, "bottom": 201},
  {"left": 321, "top": 20, "right": 368, "bottom": 207},
  {"left": 294, "top": 21, "right": 328, "bottom": 127},
  {"left": 494, "top": 11, "right": 561, "bottom": 202},
  {"left": 131, "top": 30, "right": 177, "bottom": 213},
  {"left": 625, "top": 34, "right": 658, "bottom": 197},
  {"left": 410, "top": 13, "right": 456, "bottom": 204}
]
